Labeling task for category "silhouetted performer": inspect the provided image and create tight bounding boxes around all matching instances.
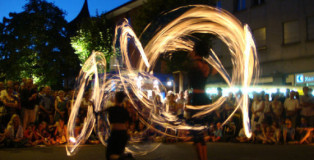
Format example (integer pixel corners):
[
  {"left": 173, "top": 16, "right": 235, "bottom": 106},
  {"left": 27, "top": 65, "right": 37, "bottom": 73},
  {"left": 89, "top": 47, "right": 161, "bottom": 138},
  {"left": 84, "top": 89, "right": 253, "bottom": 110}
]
[
  {"left": 105, "top": 91, "right": 131, "bottom": 160},
  {"left": 187, "top": 40, "right": 216, "bottom": 160}
]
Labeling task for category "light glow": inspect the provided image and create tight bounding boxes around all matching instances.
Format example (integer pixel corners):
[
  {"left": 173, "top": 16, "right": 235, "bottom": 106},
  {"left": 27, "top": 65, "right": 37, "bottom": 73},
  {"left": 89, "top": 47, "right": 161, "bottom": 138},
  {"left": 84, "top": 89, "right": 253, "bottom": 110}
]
[{"left": 66, "top": 5, "right": 259, "bottom": 156}]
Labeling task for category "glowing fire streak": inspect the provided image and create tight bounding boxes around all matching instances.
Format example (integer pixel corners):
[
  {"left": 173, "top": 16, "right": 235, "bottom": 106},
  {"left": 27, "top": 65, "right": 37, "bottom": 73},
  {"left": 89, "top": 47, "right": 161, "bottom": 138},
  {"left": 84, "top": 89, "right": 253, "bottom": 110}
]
[{"left": 66, "top": 5, "right": 259, "bottom": 156}]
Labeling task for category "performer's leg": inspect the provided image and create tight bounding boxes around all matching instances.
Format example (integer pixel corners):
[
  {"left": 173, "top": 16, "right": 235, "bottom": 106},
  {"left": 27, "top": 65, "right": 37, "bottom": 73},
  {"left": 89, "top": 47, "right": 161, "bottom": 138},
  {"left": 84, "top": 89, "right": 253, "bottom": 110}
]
[
  {"left": 202, "top": 144, "right": 207, "bottom": 160},
  {"left": 195, "top": 142, "right": 202, "bottom": 160}
]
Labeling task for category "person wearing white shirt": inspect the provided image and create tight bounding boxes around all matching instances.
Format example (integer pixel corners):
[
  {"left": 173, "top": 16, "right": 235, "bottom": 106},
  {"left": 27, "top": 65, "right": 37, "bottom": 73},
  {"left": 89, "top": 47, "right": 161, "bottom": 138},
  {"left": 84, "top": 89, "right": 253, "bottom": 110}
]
[{"left": 284, "top": 91, "right": 300, "bottom": 128}]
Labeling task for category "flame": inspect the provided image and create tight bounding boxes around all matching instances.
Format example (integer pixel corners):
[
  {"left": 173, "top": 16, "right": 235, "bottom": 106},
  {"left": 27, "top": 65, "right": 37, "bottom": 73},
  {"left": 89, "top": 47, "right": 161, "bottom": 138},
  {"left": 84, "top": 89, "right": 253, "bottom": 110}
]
[{"left": 66, "top": 5, "right": 259, "bottom": 156}]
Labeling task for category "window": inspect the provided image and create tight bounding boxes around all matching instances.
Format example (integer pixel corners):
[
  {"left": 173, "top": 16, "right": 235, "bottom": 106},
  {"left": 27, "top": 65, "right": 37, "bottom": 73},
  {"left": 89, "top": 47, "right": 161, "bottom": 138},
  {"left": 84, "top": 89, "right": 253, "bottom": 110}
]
[
  {"left": 307, "top": 16, "right": 314, "bottom": 40},
  {"left": 253, "top": 27, "right": 266, "bottom": 49},
  {"left": 251, "top": 0, "right": 265, "bottom": 6},
  {"left": 234, "top": 0, "right": 246, "bottom": 11},
  {"left": 283, "top": 20, "right": 300, "bottom": 44},
  {"left": 216, "top": 0, "right": 222, "bottom": 8}
]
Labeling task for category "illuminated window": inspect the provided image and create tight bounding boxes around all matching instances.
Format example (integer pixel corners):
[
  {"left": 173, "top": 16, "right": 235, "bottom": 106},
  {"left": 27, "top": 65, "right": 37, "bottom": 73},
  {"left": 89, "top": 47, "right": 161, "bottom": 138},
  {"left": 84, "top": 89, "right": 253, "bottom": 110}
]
[
  {"left": 235, "top": 0, "right": 246, "bottom": 11},
  {"left": 283, "top": 20, "right": 300, "bottom": 44},
  {"left": 253, "top": 27, "right": 266, "bottom": 49},
  {"left": 251, "top": 0, "right": 265, "bottom": 6},
  {"left": 216, "top": 0, "right": 222, "bottom": 8},
  {"left": 307, "top": 16, "right": 314, "bottom": 40}
]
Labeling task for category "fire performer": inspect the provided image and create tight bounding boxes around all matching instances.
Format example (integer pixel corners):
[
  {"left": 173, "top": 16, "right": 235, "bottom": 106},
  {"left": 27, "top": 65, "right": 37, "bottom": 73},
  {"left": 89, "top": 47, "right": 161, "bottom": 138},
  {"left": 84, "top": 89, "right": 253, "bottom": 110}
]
[
  {"left": 105, "top": 91, "right": 132, "bottom": 160},
  {"left": 187, "top": 39, "right": 217, "bottom": 160}
]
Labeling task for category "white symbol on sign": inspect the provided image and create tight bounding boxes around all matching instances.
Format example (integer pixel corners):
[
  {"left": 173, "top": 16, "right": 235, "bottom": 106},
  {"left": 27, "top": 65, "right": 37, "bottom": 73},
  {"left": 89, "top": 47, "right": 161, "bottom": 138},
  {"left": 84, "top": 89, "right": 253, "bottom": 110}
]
[{"left": 296, "top": 74, "right": 304, "bottom": 83}]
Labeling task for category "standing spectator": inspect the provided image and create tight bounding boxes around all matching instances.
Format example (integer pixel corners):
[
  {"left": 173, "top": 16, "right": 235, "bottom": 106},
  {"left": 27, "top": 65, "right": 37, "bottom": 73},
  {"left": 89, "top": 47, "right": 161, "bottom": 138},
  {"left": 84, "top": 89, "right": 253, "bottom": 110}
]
[
  {"left": 271, "top": 95, "right": 283, "bottom": 123},
  {"left": 284, "top": 91, "right": 300, "bottom": 128},
  {"left": 2, "top": 86, "right": 20, "bottom": 124},
  {"left": 0, "top": 82, "right": 4, "bottom": 92},
  {"left": 176, "top": 91, "right": 186, "bottom": 119},
  {"left": 54, "top": 90, "right": 67, "bottom": 122},
  {"left": 251, "top": 94, "right": 265, "bottom": 130},
  {"left": 164, "top": 92, "right": 177, "bottom": 114},
  {"left": 299, "top": 87, "right": 314, "bottom": 127},
  {"left": 263, "top": 94, "right": 272, "bottom": 124},
  {"left": 0, "top": 80, "right": 14, "bottom": 100},
  {"left": 20, "top": 78, "right": 38, "bottom": 129},
  {"left": 38, "top": 86, "right": 54, "bottom": 123}
]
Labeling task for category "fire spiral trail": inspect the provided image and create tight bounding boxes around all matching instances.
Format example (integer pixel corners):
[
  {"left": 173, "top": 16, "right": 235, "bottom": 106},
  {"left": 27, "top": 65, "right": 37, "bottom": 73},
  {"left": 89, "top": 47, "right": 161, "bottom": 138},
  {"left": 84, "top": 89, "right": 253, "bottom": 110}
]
[{"left": 66, "top": 5, "right": 259, "bottom": 156}]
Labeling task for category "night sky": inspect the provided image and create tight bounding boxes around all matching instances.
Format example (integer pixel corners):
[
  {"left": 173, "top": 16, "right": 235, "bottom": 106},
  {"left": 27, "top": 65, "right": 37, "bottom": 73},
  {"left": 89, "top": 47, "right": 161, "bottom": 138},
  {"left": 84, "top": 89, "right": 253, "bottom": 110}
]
[{"left": 0, "top": 0, "right": 132, "bottom": 22}]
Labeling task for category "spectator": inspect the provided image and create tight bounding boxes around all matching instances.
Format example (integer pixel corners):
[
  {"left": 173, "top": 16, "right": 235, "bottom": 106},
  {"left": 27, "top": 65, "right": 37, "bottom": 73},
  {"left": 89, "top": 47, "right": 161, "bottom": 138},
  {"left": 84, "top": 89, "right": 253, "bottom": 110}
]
[
  {"left": 236, "top": 128, "right": 250, "bottom": 143},
  {"left": 164, "top": 91, "right": 177, "bottom": 114},
  {"left": 271, "top": 95, "right": 283, "bottom": 123},
  {"left": 270, "top": 122, "right": 281, "bottom": 144},
  {"left": 54, "top": 118, "right": 67, "bottom": 144},
  {"left": 2, "top": 86, "right": 20, "bottom": 125},
  {"left": 282, "top": 118, "right": 295, "bottom": 144},
  {"left": 38, "top": 86, "right": 54, "bottom": 123},
  {"left": 252, "top": 124, "right": 264, "bottom": 143},
  {"left": 0, "top": 114, "right": 25, "bottom": 147},
  {"left": 20, "top": 78, "right": 38, "bottom": 129},
  {"left": 299, "top": 87, "right": 314, "bottom": 127},
  {"left": 251, "top": 94, "right": 265, "bottom": 130},
  {"left": 206, "top": 122, "right": 223, "bottom": 142},
  {"left": 284, "top": 91, "right": 300, "bottom": 128},
  {"left": 263, "top": 94, "right": 272, "bottom": 124},
  {"left": 296, "top": 117, "right": 313, "bottom": 144},
  {"left": 176, "top": 91, "right": 186, "bottom": 119},
  {"left": 0, "top": 80, "right": 14, "bottom": 100},
  {"left": 54, "top": 90, "right": 67, "bottom": 122},
  {"left": 34, "top": 121, "right": 52, "bottom": 145},
  {"left": 24, "top": 123, "right": 37, "bottom": 146}
]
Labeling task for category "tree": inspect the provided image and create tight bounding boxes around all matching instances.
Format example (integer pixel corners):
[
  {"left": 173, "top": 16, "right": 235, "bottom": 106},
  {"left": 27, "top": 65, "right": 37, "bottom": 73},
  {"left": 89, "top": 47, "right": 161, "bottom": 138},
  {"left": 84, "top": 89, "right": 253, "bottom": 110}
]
[
  {"left": 0, "top": 0, "right": 80, "bottom": 88},
  {"left": 70, "top": 15, "right": 114, "bottom": 69}
]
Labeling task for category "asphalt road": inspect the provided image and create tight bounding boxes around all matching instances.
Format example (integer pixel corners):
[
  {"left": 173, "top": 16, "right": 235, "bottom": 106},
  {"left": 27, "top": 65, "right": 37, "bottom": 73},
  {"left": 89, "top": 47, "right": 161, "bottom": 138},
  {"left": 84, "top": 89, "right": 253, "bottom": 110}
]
[{"left": 0, "top": 142, "right": 313, "bottom": 160}]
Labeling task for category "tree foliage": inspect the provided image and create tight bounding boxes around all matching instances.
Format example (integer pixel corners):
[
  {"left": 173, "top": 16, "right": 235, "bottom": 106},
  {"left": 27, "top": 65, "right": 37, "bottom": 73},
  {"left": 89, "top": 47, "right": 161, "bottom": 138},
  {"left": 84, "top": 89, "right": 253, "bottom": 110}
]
[
  {"left": 0, "top": 0, "right": 80, "bottom": 88},
  {"left": 70, "top": 15, "right": 114, "bottom": 68}
]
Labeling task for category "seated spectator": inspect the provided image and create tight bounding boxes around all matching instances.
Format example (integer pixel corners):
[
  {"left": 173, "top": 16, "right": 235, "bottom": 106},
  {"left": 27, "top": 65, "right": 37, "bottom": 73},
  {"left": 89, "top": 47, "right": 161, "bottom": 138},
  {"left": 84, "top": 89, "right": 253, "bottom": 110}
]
[
  {"left": 270, "top": 122, "right": 281, "bottom": 144},
  {"left": 236, "top": 128, "right": 251, "bottom": 143},
  {"left": 206, "top": 122, "right": 223, "bottom": 142},
  {"left": 0, "top": 114, "right": 26, "bottom": 147},
  {"left": 23, "top": 123, "right": 37, "bottom": 146},
  {"left": 282, "top": 118, "right": 295, "bottom": 144},
  {"left": 260, "top": 126, "right": 276, "bottom": 144},
  {"left": 74, "top": 118, "right": 82, "bottom": 137},
  {"left": 54, "top": 118, "right": 67, "bottom": 144},
  {"left": 296, "top": 117, "right": 313, "bottom": 144},
  {"left": 222, "top": 119, "right": 237, "bottom": 142},
  {"left": 34, "top": 121, "right": 52, "bottom": 145},
  {"left": 252, "top": 124, "right": 264, "bottom": 143}
]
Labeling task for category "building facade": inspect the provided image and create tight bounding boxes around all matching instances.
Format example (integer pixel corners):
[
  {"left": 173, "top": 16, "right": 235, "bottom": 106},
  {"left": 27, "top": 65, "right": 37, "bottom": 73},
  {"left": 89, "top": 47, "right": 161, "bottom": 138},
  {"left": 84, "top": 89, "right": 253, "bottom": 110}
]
[
  {"left": 104, "top": 0, "right": 314, "bottom": 89},
  {"left": 217, "top": 0, "right": 314, "bottom": 87}
]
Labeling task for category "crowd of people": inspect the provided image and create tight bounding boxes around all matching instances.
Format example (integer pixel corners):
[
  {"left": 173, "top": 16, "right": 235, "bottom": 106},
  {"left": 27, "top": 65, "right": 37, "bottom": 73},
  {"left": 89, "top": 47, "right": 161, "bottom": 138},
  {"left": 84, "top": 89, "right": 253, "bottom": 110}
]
[
  {"left": 0, "top": 78, "right": 87, "bottom": 147},
  {"left": 159, "top": 87, "right": 314, "bottom": 145},
  {"left": 0, "top": 78, "right": 313, "bottom": 148}
]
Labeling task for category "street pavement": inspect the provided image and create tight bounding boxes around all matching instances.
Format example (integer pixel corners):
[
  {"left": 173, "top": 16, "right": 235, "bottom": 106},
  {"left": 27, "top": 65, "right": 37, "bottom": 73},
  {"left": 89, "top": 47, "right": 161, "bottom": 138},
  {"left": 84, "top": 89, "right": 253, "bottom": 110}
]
[{"left": 0, "top": 142, "right": 313, "bottom": 160}]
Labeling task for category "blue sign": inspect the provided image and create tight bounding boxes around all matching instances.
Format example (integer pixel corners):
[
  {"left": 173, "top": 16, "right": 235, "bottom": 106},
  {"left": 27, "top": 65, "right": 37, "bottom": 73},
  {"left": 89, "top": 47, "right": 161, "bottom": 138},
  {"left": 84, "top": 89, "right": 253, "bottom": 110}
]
[{"left": 296, "top": 74, "right": 304, "bottom": 83}]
